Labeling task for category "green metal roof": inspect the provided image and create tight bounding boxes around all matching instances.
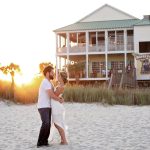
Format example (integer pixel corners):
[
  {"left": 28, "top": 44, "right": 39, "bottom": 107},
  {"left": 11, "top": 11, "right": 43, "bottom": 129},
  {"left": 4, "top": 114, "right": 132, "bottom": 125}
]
[
  {"left": 134, "top": 19, "right": 150, "bottom": 26},
  {"left": 54, "top": 19, "right": 141, "bottom": 32}
]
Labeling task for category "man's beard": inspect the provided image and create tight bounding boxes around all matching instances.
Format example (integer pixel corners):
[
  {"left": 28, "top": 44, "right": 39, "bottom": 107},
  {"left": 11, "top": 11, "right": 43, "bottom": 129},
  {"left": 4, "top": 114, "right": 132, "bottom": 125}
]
[{"left": 49, "top": 74, "right": 54, "bottom": 80}]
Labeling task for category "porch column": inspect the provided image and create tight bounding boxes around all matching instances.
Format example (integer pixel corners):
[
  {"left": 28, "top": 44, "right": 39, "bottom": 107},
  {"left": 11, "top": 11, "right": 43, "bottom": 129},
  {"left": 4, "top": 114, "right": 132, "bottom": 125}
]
[
  {"left": 124, "top": 29, "right": 127, "bottom": 68},
  {"left": 115, "top": 31, "right": 117, "bottom": 51},
  {"left": 59, "top": 34, "right": 61, "bottom": 48},
  {"left": 105, "top": 30, "right": 108, "bottom": 79},
  {"left": 64, "top": 58, "right": 67, "bottom": 71},
  {"left": 86, "top": 31, "right": 89, "bottom": 78},
  {"left": 96, "top": 31, "right": 98, "bottom": 51},
  {"left": 55, "top": 33, "right": 58, "bottom": 80},
  {"left": 59, "top": 57, "right": 61, "bottom": 70},
  {"left": 66, "top": 32, "right": 70, "bottom": 78},
  {"left": 77, "top": 32, "right": 78, "bottom": 46}
]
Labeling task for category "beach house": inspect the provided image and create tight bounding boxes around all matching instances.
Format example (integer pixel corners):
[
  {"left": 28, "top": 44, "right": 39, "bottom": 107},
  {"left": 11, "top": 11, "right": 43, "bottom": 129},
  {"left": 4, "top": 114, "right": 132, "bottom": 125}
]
[{"left": 54, "top": 4, "right": 150, "bottom": 84}]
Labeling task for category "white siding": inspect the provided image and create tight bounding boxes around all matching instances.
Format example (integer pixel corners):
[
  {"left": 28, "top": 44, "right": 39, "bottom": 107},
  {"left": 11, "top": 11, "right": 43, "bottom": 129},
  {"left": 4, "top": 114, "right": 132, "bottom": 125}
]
[
  {"left": 80, "top": 6, "right": 135, "bottom": 22},
  {"left": 134, "top": 26, "right": 150, "bottom": 80},
  {"left": 134, "top": 26, "right": 150, "bottom": 53}
]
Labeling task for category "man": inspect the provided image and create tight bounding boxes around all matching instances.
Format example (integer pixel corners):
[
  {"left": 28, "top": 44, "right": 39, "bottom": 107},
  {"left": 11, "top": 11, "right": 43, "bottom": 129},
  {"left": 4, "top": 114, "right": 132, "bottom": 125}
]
[{"left": 37, "top": 65, "right": 63, "bottom": 147}]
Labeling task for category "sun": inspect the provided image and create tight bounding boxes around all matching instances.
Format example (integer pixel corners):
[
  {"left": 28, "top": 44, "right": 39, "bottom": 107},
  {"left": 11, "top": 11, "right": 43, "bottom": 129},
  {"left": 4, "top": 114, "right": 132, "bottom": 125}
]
[
  {"left": 15, "top": 64, "right": 39, "bottom": 86},
  {"left": 0, "top": 62, "right": 40, "bottom": 85},
  {"left": 0, "top": 72, "right": 11, "bottom": 82},
  {"left": 14, "top": 73, "right": 33, "bottom": 86}
]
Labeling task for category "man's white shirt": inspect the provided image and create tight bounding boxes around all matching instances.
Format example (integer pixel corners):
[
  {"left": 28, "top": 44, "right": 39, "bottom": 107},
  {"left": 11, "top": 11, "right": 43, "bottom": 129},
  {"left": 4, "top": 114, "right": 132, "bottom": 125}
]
[{"left": 37, "top": 78, "right": 53, "bottom": 108}]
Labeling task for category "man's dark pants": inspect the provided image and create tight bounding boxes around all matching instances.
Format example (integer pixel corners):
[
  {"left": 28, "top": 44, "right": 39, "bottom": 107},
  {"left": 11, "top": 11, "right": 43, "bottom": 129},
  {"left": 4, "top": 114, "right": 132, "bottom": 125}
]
[{"left": 37, "top": 108, "right": 51, "bottom": 146}]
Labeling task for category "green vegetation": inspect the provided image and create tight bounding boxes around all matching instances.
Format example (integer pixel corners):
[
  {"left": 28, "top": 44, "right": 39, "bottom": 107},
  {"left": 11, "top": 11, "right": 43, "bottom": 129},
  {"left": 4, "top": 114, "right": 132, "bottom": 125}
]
[
  {"left": 0, "top": 80, "right": 150, "bottom": 105},
  {"left": 0, "top": 62, "right": 150, "bottom": 105},
  {"left": 63, "top": 85, "right": 150, "bottom": 105}
]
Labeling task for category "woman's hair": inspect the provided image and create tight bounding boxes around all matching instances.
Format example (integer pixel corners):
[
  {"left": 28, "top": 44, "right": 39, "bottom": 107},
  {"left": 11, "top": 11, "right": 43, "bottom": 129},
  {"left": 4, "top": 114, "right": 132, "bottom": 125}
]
[
  {"left": 59, "top": 71, "right": 67, "bottom": 84},
  {"left": 43, "top": 65, "right": 54, "bottom": 76}
]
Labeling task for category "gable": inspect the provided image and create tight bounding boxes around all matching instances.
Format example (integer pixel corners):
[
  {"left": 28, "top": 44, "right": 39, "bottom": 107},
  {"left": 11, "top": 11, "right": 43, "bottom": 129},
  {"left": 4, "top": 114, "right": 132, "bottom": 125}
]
[{"left": 79, "top": 4, "right": 137, "bottom": 22}]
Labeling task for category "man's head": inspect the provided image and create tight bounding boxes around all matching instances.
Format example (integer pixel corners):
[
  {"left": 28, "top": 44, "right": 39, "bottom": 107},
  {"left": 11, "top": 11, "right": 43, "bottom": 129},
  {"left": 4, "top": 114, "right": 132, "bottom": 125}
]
[{"left": 43, "top": 65, "right": 54, "bottom": 80}]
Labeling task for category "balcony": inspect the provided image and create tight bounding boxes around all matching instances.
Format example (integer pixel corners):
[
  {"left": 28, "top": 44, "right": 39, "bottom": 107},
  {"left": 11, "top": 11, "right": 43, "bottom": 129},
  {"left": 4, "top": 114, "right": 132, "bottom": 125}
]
[
  {"left": 89, "top": 44, "right": 105, "bottom": 52},
  {"left": 108, "top": 44, "right": 124, "bottom": 51},
  {"left": 57, "top": 43, "right": 134, "bottom": 54},
  {"left": 127, "top": 44, "right": 134, "bottom": 51},
  {"left": 69, "top": 43, "right": 86, "bottom": 53},
  {"left": 57, "top": 47, "right": 67, "bottom": 53}
]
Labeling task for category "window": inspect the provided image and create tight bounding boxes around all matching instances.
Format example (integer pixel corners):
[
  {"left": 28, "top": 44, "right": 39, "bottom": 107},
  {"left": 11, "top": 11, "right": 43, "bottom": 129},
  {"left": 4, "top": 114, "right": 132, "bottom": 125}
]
[
  {"left": 111, "top": 61, "right": 124, "bottom": 70},
  {"left": 127, "top": 30, "right": 134, "bottom": 50},
  {"left": 139, "top": 41, "right": 150, "bottom": 53},
  {"left": 116, "top": 31, "right": 124, "bottom": 50},
  {"left": 98, "top": 32, "right": 105, "bottom": 45},
  {"left": 89, "top": 32, "right": 96, "bottom": 46},
  {"left": 91, "top": 62, "right": 106, "bottom": 77},
  {"left": 108, "top": 31, "right": 115, "bottom": 51},
  {"left": 69, "top": 33, "right": 77, "bottom": 47}
]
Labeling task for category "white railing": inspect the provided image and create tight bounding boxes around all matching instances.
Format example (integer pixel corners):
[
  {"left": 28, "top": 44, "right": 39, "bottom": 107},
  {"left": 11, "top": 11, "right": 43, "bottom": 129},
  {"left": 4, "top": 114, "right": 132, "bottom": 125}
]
[
  {"left": 88, "top": 44, "right": 105, "bottom": 52},
  {"left": 57, "top": 44, "right": 134, "bottom": 53},
  {"left": 127, "top": 44, "right": 134, "bottom": 51},
  {"left": 69, "top": 45, "right": 86, "bottom": 53},
  {"left": 57, "top": 47, "right": 67, "bottom": 53}
]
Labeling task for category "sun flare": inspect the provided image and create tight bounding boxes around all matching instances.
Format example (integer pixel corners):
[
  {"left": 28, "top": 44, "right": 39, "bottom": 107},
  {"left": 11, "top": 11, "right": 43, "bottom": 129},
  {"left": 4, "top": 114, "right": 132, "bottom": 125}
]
[
  {"left": 0, "top": 63, "right": 39, "bottom": 86},
  {"left": 0, "top": 72, "right": 11, "bottom": 82},
  {"left": 14, "top": 74, "right": 33, "bottom": 86}
]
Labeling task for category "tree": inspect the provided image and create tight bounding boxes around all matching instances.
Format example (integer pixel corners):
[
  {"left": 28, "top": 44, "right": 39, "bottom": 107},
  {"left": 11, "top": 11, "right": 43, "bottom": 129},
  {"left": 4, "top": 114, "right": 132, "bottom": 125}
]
[
  {"left": 68, "top": 62, "right": 85, "bottom": 84},
  {"left": 39, "top": 62, "right": 53, "bottom": 74},
  {"left": 0, "top": 63, "right": 20, "bottom": 99},
  {"left": 68, "top": 62, "right": 85, "bottom": 75}
]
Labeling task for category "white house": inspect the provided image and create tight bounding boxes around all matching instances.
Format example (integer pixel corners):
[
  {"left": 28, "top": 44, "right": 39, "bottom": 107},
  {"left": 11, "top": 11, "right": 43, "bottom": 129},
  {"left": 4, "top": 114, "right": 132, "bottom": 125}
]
[{"left": 54, "top": 4, "right": 150, "bottom": 84}]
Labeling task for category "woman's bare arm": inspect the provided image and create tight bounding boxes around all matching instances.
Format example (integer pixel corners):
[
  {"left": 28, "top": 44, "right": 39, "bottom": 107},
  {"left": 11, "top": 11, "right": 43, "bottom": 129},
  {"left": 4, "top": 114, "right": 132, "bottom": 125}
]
[
  {"left": 46, "top": 89, "right": 64, "bottom": 103},
  {"left": 54, "top": 86, "right": 64, "bottom": 97}
]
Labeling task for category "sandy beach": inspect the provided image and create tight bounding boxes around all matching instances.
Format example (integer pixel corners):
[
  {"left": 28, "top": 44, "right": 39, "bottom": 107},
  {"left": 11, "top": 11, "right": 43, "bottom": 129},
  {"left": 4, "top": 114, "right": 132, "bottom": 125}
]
[{"left": 0, "top": 100, "right": 150, "bottom": 150}]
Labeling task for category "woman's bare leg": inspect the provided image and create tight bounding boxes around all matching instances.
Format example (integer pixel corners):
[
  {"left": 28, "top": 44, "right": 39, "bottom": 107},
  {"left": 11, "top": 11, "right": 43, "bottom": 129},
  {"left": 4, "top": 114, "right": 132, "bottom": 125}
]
[{"left": 54, "top": 123, "right": 68, "bottom": 144}]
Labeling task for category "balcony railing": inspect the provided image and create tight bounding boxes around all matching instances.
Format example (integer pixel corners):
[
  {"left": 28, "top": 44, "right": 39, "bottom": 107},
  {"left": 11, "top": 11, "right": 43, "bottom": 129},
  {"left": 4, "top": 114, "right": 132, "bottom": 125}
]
[
  {"left": 127, "top": 44, "right": 134, "bottom": 51},
  {"left": 108, "top": 44, "right": 124, "bottom": 51},
  {"left": 88, "top": 44, "right": 105, "bottom": 52},
  {"left": 57, "top": 44, "right": 134, "bottom": 53},
  {"left": 69, "top": 44, "right": 86, "bottom": 53},
  {"left": 57, "top": 47, "right": 67, "bottom": 53}
]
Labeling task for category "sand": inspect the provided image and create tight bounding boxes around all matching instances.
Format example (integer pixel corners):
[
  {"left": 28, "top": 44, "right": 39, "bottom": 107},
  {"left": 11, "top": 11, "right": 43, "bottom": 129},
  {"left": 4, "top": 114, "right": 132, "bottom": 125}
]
[{"left": 0, "top": 100, "right": 150, "bottom": 150}]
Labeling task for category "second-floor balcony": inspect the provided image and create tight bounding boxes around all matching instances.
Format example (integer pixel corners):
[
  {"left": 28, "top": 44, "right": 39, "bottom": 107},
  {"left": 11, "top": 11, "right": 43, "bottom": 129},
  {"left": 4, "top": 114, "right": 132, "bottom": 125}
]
[
  {"left": 89, "top": 44, "right": 105, "bottom": 52},
  {"left": 57, "top": 43, "right": 134, "bottom": 54},
  {"left": 57, "top": 30, "right": 134, "bottom": 54}
]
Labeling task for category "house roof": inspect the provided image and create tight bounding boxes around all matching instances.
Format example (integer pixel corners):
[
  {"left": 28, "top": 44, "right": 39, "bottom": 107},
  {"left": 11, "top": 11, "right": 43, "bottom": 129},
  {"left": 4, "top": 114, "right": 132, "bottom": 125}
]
[
  {"left": 78, "top": 4, "right": 138, "bottom": 22},
  {"left": 54, "top": 19, "right": 140, "bottom": 32},
  {"left": 134, "top": 19, "right": 150, "bottom": 26},
  {"left": 53, "top": 4, "right": 150, "bottom": 32}
]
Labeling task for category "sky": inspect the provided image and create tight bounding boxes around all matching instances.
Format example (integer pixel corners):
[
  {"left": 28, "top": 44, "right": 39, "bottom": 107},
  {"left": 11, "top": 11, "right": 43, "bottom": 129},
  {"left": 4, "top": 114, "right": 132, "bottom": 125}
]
[{"left": 0, "top": 0, "right": 150, "bottom": 74}]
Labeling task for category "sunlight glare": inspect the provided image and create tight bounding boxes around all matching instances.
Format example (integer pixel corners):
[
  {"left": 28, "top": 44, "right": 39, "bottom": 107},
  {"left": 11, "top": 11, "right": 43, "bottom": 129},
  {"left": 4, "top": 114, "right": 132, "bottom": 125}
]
[
  {"left": 0, "top": 72, "right": 11, "bottom": 82},
  {"left": 14, "top": 74, "right": 33, "bottom": 86},
  {"left": 15, "top": 63, "right": 39, "bottom": 85}
]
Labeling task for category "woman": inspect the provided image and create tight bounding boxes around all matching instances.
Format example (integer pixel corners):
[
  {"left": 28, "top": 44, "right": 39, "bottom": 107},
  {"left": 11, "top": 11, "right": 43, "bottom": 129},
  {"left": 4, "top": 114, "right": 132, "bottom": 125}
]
[{"left": 51, "top": 72, "right": 68, "bottom": 145}]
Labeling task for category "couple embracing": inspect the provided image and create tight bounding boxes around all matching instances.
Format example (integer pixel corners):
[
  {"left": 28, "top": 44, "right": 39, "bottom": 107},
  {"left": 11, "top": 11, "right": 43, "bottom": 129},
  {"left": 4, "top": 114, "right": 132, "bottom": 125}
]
[{"left": 37, "top": 65, "right": 68, "bottom": 148}]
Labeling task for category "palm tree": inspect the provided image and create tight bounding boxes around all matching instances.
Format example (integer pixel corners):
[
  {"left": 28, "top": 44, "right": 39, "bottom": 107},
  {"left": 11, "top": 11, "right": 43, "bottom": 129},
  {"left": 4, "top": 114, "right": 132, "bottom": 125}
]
[
  {"left": 39, "top": 62, "right": 53, "bottom": 74},
  {"left": 0, "top": 63, "right": 20, "bottom": 99}
]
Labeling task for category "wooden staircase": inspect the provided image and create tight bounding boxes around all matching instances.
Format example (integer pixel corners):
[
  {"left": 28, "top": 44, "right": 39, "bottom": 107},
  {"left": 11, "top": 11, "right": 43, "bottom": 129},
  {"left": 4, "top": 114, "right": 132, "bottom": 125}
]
[{"left": 108, "top": 67, "right": 137, "bottom": 89}]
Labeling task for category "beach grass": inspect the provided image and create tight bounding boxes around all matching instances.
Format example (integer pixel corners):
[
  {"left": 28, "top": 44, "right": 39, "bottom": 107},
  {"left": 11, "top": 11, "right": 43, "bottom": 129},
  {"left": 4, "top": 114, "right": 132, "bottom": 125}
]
[{"left": 0, "top": 79, "right": 150, "bottom": 105}]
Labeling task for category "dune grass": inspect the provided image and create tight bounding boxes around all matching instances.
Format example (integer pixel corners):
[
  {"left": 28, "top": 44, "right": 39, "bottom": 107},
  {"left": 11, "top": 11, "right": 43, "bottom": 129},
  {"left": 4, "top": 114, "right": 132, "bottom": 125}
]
[
  {"left": 0, "top": 79, "right": 150, "bottom": 105},
  {"left": 63, "top": 85, "right": 150, "bottom": 105}
]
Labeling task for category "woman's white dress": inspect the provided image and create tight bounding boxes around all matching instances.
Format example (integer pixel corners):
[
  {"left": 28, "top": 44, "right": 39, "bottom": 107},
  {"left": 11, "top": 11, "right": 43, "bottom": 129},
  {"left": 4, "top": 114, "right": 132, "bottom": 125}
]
[{"left": 51, "top": 98, "right": 66, "bottom": 132}]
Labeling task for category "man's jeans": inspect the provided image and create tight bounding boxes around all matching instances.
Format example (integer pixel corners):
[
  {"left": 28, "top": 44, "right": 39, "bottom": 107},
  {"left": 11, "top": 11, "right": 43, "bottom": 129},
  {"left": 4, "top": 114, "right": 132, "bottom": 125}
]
[{"left": 37, "top": 108, "right": 51, "bottom": 145}]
